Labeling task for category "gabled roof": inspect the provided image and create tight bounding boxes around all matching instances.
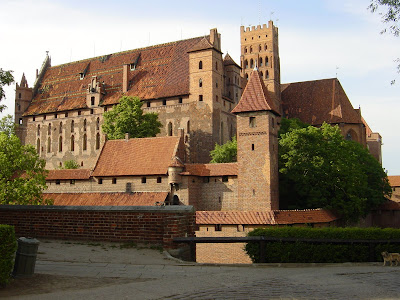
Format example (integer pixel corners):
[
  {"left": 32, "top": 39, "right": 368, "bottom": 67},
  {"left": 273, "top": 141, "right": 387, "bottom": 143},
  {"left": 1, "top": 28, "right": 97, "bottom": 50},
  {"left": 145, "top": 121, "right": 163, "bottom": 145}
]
[
  {"left": 44, "top": 192, "right": 168, "bottom": 206},
  {"left": 389, "top": 176, "right": 400, "bottom": 187},
  {"left": 46, "top": 169, "right": 91, "bottom": 180},
  {"left": 223, "top": 53, "right": 240, "bottom": 68},
  {"left": 231, "top": 69, "right": 280, "bottom": 115},
  {"left": 187, "top": 37, "right": 217, "bottom": 53},
  {"left": 92, "top": 136, "right": 182, "bottom": 176},
  {"left": 281, "top": 78, "right": 362, "bottom": 125},
  {"left": 181, "top": 163, "right": 238, "bottom": 177},
  {"left": 196, "top": 209, "right": 339, "bottom": 225},
  {"left": 23, "top": 36, "right": 205, "bottom": 116}
]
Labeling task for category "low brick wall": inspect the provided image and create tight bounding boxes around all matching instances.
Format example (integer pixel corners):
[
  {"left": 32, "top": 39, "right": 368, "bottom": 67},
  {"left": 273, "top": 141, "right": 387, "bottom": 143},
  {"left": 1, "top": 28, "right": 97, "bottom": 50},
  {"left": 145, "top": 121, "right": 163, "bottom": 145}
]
[{"left": 0, "top": 205, "right": 195, "bottom": 249}]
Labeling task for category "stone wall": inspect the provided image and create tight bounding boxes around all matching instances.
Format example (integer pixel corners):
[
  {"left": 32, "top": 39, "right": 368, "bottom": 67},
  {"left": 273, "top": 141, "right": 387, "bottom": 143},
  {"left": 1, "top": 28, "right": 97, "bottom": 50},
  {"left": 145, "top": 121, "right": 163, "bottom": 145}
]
[{"left": 0, "top": 205, "right": 195, "bottom": 249}]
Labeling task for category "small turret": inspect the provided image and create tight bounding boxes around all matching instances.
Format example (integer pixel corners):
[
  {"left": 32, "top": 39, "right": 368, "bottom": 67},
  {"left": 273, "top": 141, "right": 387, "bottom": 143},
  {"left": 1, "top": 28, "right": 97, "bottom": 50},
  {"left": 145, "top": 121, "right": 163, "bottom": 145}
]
[{"left": 15, "top": 73, "right": 33, "bottom": 144}]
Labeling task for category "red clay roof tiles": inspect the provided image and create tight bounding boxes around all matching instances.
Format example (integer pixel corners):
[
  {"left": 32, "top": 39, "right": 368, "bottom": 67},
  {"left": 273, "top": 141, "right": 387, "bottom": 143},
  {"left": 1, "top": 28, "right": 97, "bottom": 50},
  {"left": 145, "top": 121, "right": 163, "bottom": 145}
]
[
  {"left": 44, "top": 192, "right": 168, "bottom": 206},
  {"left": 281, "top": 78, "right": 362, "bottom": 125},
  {"left": 182, "top": 163, "right": 238, "bottom": 177},
  {"left": 389, "top": 176, "right": 400, "bottom": 187},
  {"left": 24, "top": 36, "right": 206, "bottom": 116},
  {"left": 46, "top": 169, "right": 91, "bottom": 180},
  {"left": 92, "top": 136, "right": 181, "bottom": 176},
  {"left": 231, "top": 69, "right": 280, "bottom": 115}
]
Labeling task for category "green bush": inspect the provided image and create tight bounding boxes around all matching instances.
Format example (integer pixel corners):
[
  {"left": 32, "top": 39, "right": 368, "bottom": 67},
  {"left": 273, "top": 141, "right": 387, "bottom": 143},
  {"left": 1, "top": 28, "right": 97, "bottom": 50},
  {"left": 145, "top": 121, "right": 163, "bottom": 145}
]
[
  {"left": 0, "top": 225, "right": 17, "bottom": 286},
  {"left": 245, "top": 227, "right": 400, "bottom": 263}
]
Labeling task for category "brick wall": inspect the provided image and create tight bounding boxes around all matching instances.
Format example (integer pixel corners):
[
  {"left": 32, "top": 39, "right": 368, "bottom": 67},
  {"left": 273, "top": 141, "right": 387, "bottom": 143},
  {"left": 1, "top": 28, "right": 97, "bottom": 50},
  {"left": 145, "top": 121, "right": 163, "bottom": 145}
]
[{"left": 0, "top": 205, "right": 195, "bottom": 249}]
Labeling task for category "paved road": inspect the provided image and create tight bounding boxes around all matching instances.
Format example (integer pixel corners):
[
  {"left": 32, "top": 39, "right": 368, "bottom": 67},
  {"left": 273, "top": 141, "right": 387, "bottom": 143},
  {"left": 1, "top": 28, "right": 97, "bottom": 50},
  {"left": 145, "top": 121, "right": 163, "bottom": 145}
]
[{"left": 2, "top": 240, "right": 400, "bottom": 299}]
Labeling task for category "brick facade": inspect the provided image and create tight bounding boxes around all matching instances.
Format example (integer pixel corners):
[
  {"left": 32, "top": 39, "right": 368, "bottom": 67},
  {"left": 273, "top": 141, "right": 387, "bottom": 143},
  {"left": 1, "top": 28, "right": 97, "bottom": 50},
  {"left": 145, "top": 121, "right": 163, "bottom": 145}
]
[{"left": 0, "top": 205, "right": 195, "bottom": 249}]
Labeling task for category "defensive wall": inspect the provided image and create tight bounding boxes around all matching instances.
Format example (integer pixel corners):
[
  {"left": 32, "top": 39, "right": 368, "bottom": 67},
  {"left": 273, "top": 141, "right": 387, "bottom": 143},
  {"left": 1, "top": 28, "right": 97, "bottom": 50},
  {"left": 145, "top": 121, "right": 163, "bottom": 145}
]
[{"left": 0, "top": 205, "right": 195, "bottom": 250}]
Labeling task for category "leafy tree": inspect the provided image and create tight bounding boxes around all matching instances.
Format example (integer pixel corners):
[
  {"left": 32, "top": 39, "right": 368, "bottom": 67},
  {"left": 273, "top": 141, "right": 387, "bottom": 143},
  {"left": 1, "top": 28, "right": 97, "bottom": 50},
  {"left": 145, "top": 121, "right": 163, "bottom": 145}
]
[
  {"left": 210, "top": 136, "right": 237, "bottom": 163},
  {"left": 279, "top": 123, "right": 391, "bottom": 222},
  {"left": 0, "top": 69, "right": 14, "bottom": 112},
  {"left": 278, "top": 117, "right": 309, "bottom": 137},
  {"left": 369, "top": 0, "right": 400, "bottom": 84},
  {"left": 0, "top": 115, "right": 16, "bottom": 137},
  {"left": 0, "top": 133, "right": 50, "bottom": 205},
  {"left": 61, "top": 160, "right": 80, "bottom": 169},
  {"left": 102, "top": 96, "right": 162, "bottom": 140}
]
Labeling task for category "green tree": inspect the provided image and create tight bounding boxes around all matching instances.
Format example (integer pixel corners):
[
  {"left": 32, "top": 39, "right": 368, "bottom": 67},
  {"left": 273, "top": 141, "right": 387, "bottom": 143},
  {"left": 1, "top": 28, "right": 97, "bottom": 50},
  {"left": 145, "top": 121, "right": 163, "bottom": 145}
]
[
  {"left": 0, "top": 133, "right": 50, "bottom": 205},
  {"left": 0, "top": 115, "right": 16, "bottom": 137},
  {"left": 61, "top": 160, "right": 80, "bottom": 169},
  {"left": 210, "top": 136, "right": 237, "bottom": 163},
  {"left": 279, "top": 123, "right": 391, "bottom": 222},
  {"left": 0, "top": 69, "right": 14, "bottom": 112},
  {"left": 369, "top": 0, "right": 400, "bottom": 84},
  {"left": 102, "top": 96, "right": 162, "bottom": 140}
]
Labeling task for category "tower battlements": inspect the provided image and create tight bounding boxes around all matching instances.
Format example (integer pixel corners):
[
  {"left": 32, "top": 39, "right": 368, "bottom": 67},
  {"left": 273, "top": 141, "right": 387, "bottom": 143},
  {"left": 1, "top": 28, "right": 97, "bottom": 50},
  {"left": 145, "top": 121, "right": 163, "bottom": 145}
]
[{"left": 240, "top": 21, "right": 278, "bottom": 35}]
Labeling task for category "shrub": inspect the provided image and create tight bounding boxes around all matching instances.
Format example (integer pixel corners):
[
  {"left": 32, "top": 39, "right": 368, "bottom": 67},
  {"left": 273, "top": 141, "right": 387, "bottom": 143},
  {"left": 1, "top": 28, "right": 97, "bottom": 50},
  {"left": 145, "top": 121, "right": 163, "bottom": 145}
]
[
  {"left": 245, "top": 227, "right": 400, "bottom": 263},
  {"left": 0, "top": 225, "right": 17, "bottom": 286}
]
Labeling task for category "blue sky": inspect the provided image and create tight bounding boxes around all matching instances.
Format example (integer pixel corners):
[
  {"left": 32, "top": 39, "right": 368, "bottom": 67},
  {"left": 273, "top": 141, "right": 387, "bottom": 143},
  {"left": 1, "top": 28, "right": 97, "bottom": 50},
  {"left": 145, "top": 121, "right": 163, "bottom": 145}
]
[{"left": 1, "top": 0, "right": 399, "bottom": 174}]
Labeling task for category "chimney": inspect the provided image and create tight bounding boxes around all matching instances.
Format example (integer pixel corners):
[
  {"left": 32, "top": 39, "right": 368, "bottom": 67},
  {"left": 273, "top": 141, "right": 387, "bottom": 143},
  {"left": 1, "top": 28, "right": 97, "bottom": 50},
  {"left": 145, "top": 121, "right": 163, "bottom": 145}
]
[
  {"left": 123, "top": 64, "right": 129, "bottom": 93},
  {"left": 210, "top": 28, "right": 220, "bottom": 50},
  {"left": 125, "top": 132, "right": 130, "bottom": 141}
]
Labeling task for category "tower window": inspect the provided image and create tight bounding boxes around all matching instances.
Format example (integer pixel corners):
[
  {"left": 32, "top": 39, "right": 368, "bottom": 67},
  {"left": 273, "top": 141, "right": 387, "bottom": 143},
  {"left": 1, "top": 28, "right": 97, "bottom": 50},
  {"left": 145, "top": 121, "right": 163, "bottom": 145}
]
[
  {"left": 162, "top": 99, "right": 167, "bottom": 106},
  {"left": 91, "top": 96, "right": 95, "bottom": 106},
  {"left": 199, "top": 78, "right": 202, "bottom": 87},
  {"left": 84, "top": 119, "right": 87, "bottom": 131},
  {"left": 90, "top": 109, "right": 94, "bottom": 114},
  {"left": 55, "top": 113, "right": 58, "bottom": 119},
  {"left": 37, "top": 125, "right": 40, "bottom": 136},
  {"left": 244, "top": 47, "right": 247, "bottom": 53},
  {"left": 141, "top": 177, "right": 147, "bottom": 183},
  {"left": 265, "top": 56, "right": 269, "bottom": 67},
  {"left": 112, "top": 178, "right": 117, "bottom": 184},
  {"left": 96, "top": 117, "right": 100, "bottom": 130},
  {"left": 199, "top": 61, "right": 203, "bottom": 69},
  {"left": 259, "top": 57, "right": 263, "bottom": 67},
  {"left": 56, "top": 180, "right": 60, "bottom": 185},
  {"left": 215, "top": 61, "right": 218, "bottom": 70},
  {"left": 83, "top": 133, "right": 87, "bottom": 151},
  {"left": 48, "top": 123, "right": 51, "bottom": 135},
  {"left": 147, "top": 101, "right": 151, "bottom": 107},
  {"left": 17, "top": 103, "right": 21, "bottom": 111},
  {"left": 71, "top": 135, "right": 75, "bottom": 151},
  {"left": 78, "top": 110, "right": 81, "bottom": 116},
  {"left": 58, "top": 136, "right": 62, "bottom": 152},
  {"left": 249, "top": 117, "right": 256, "bottom": 128},
  {"left": 250, "top": 46, "right": 253, "bottom": 53},
  {"left": 18, "top": 93, "right": 21, "bottom": 99},
  {"left": 167, "top": 122, "right": 173, "bottom": 136},
  {"left": 250, "top": 59, "right": 254, "bottom": 69},
  {"left": 19, "top": 118, "right": 23, "bottom": 125},
  {"left": 179, "top": 97, "right": 183, "bottom": 103},
  {"left": 71, "top": 120, "right": 74, "bottom": 132},
  {"left": 266, "top": 70, "right": 269, "bottom": 79},
  {"left": 157, "top": 177, "right": 162, "bottom": 183},
  {"left": 252, "top": 144, "right": 255, "bottom": 151},
  {"left": 245, "top": 59, "right": 248, "bottom": 69},
  {"left": 199, "top": 95, "right": 203, "bottom": 102},
  {"left": 65, "top": 112, "right": 68, "bottom": 117},
  {"left": 96, "top": 133, "right": 100, "bottom": 150},
  {"left": 98, "top": 178, "right": 103, "bottom": 184},
  {"left": 59, "top": 122, "right": 62, "bottom": 134},
  {"left": 216, "top": 95, "right": 219, "bottom": 102},
  {"left": 47, "top": 137, "right": 51, "bottom": 153}
]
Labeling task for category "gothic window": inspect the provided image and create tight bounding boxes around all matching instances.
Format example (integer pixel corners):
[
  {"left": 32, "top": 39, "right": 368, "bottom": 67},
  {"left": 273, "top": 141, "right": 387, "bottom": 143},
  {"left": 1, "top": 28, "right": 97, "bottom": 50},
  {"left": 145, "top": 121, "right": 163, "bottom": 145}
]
[
  {"left": 37, "top": 138, "right": 40, "bottom": 154},
  {"left": 58, "top": 136, "right": 62, "bottom": 152},
  {"left": 264, "top": 44, "right": 267, "bottom": 50},
  {"left": 250, "top": 59, "right": 254, "bottom": 68},
  {"left": 18, "top": 93, "right": 21, "bottom": 99},
  {"left": 59, "top": 122, "right": 62, "bottom": 134},
  {"left": 37, "top": 125, "right": 40, "bottom": 136},
  {"left": 244, "top": 47, "right": 247, "bottom": 53},
  {"left": 96, "top": 117, "right": 100, "bottom": 130},
  {"left": 187, "top": 120, "right": 190, "bottom": 134},
  {"left": 83, "top": 134, "right": 87, "bottom": 150},
  {"left": 168, "top": 122, "right": 173, "bottom": 136},
  {"left": 244, "top": 60, "right": 248, "bottom": 69},
  {"left": 265, "top": 56, "right": 269, "bottom": 67},
  {"left": 260, "top": 71, "right": 264, "bottom": 79},
  {"left": 48, "top": 123, "right": 51, "bottom": 135},
  {"left": 47, "top": 137, "right": 51, "bottom": 153},
  {"left": 250, "top": 46, "right": 253, "bottom": 53},
  {"left": 259, "top": 57, "right": 263, "bottom": 67},
  {"left": 199, "top": 78, "right": 202, "bottom": 87},
  {"left": 71, "top": 120, "right": 74, "bottom": 132},
  {"left": 84, "top": 119, "right": 87, "bottom": 131},
  {"left": 266, "top": 70, "right": 269, "bottom": 79},
  {"left": 96, "top": 132, "right": 100, "bottom": 150},
  {"left": 246, "top": 73, "right": 249, "bottom": 80},
  {"left": 259, "top": 44, "right": 262, "bottom": 52},
  {"left": 199, "top": 61, "right": 203, "bottom": 69},
  {"left": 249, "top": 116, "right": 256, "bottom": 128},
  {"left": 215, "top": 61, "right": 218, "bottom": 70},
  {"left": 71, "top": 135, "right": 75, "bottom": 151}
]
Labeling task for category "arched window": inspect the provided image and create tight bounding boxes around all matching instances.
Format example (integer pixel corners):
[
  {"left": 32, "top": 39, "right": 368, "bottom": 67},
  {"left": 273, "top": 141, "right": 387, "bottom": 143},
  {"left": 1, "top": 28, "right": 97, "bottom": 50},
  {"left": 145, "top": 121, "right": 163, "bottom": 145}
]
[
  {"left": 48, "top": 123, "right": 51, "bottom": 135},
  {"left": 167, "top": 122, "right": 173, "bottom": 136},
  {"left": 37, "top": 138, "right": 40, "bottom": 154},
  {"left": 37, "top": 125, "right": 40, "bottom": 136},
  {"left": 266, "top": 70, "right": 269, "bottom": 79},
  {"left": 265, "top": 56, "right": 269, "bottom": 67},
  {"left": 264, "top": 44, "right": 267, "bottom": 50},
  {"left": 260, "top": 71, "right": 264, "bottom": 79},
  {"left": 346, "top": 130, "right": 358, "bottom": 142},
  {"left": 245, "top": 60, "right": 248, "bottom": 69},
  {"left": 244, "top": 47, "right": 247, "bottom": 53},
  {"left": 246, "top": 73, "right": 249, "bottom": 80},
  {"left": 250, "top": 59, "right": 254, "bottom": 68},
  {"left": 71, "top": 135, "right": 75, "bottom": 151},
  {"left": 47, "top": 137, "right": 51, "bottom": 153},
  {"left": 250, "top": 46, "right": 253, "bottom": 53},
  {"left": 259, "top": 57, "right": 263, "bottom": 67},
  {"left": 59, "top": 122, "right": 62, "bottom": 134},
  {"left": 96, "top": 133, "right": 100, "bottom": 150},
  {"left": 96, "top": 117, "right": 100, "bottom": 130},
  {"left": 187, "top": 120, "right": 190, "bottom": 134},
  {"left": 58, "top": 136, "right": 62, "bottom": 152},
  {"left": 83, "top": 134, "right": 87, "bottom": 150},
  {"left": 83, "top": 119, "right": 87, "bottom": 132},
  {"left": 71, "top": 120, "right": 74, "bottom": 132},
  {"left": 199, "top": 78, "right": 202, "bottom": 87},
  {"left": 215, "top": 61, "right": 218, "bottom": 70},
  {"left": 259, "top": 44, "right": 262, "bottom": 52},
  {"left": 199, "top": 61, "right": 203, "bottom": 69}
]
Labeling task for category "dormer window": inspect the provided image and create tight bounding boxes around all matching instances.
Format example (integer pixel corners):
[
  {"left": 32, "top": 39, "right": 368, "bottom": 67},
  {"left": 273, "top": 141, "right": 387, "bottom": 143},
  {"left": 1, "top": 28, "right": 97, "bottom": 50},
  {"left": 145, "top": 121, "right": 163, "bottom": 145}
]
[
  {"left": 130, "top": 63, "right": 136, "bottom": 71},
  {"left": 79, "top": 73, "right": 85, "bottom": 80}
]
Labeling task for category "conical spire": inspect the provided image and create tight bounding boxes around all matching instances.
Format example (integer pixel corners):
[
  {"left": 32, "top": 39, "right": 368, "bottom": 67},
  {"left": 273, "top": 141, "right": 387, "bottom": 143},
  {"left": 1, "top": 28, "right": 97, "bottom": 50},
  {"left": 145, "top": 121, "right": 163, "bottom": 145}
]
[
  {"left": 20, "top": 73, "right": 28, "bottom": 88},
  {"left": 231, "top": 69, "right": 280, "bottom": 115}
]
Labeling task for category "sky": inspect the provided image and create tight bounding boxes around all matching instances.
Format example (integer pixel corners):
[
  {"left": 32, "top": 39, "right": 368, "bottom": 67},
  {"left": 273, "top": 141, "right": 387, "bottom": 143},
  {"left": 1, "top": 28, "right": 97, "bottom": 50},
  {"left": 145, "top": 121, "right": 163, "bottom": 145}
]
[{"left": 1, "top": 0, "right": 399, "bottom": 174}]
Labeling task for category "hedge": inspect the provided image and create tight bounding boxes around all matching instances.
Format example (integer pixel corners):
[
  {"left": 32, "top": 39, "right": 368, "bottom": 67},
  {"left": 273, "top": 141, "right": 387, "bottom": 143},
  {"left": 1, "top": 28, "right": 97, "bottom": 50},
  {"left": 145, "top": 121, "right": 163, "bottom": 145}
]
[
  {"left": 245, "top": 227, "right": 400, "bottom": 263},
  {"left": 0, "top": 225, "right": 17, "bottom": 286}
]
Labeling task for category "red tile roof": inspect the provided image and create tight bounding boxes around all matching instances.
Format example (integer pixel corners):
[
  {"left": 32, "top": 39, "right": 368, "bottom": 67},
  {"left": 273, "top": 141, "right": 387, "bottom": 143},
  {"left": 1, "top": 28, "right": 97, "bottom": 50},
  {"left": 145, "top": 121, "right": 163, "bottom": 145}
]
[
  {"left": 44, "top": 192, "right": 168, "bottom": 206},
  {"left": 376, "top": 200, "right": 400, "bottom": 210},
  {"left": 196, "top": 209, "right": 339, "bottom": 225},
  {"left": 24, "top": 36, "right": 206, "bottom": 116},
  {"left": 231, "top": 69, "right": 280, "bottom": 115},
  {"left": 223, "top": 53, "right": 240, "bottom": 68},
  {"left": 389, "top": 176, "right": 400, "bottom": 187},
  {"left": 187, "top": 37, "right": 216, "bottom": 53},
  {"left": 92, "top": 136, "right": 181, "bottom": 176},
  {"left": 182, "top": 163, "right": 238, "bottom": 177},
  {"left": 46, "top": 169, "right": 91, "bottom": 180},
  {"left": 281, "top": 78, "right": 362, "bottom": 125}
]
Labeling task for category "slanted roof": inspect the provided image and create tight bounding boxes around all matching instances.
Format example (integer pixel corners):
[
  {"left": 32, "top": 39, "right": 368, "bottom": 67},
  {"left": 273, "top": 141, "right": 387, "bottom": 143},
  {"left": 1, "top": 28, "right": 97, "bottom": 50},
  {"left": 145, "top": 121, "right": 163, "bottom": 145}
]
[
  {"left": 23, "top": 36, "right": 205, "bottom": 116},
  {"left": 231, "top": 69, "right": 280, "bottom": 115},
  {"left": 223, "top": 53, "right": 240, "bottom": 68},
  {"left": 196, "top": 209, "right": 339, "bottom": 225},
  {"left": 389, "top": 176, "right": 400, "bottom": 187},
  {"left": 281, "top": 78, "right": 362, "bottom": 125},
  {"left": 92, "top": 136, "right": 181, "bottom": 176},
  {"left": 375, "top": 200, "right": 400, "bottom": 211},
  {"left": 46, "top": 169, "right": 91, "bottom": 180},
  {"left": 182, "top": 163, "right": 238, "bottom": 177},
  {"left": 187, "top": 37, "right": 217, "bottom": 53},
  {"left": 43, "top": 192, "right": 168, "bottom": 206}
]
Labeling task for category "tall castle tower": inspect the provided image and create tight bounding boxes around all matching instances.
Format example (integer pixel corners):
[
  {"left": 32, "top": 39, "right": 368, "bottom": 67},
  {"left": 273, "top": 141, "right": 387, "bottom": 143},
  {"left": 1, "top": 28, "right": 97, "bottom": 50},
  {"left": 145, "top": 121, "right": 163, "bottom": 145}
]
[
  {"left": 14, "top": 74, "right": 32, "bottom": 144},
  {"left": 240, "top": 21, "right": 281, "bottom": 113},
  {"left": 232, "top": 68, "right": 281, "bottom": 211}
]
